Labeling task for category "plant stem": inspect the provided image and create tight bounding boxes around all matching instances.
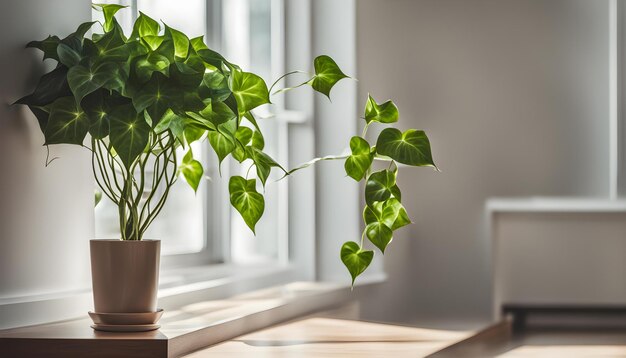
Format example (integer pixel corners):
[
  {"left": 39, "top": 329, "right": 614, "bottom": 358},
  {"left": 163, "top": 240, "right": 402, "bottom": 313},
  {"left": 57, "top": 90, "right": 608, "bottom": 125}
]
[{"left": 268, "top": 70, "right": 309, "bottom": 96}]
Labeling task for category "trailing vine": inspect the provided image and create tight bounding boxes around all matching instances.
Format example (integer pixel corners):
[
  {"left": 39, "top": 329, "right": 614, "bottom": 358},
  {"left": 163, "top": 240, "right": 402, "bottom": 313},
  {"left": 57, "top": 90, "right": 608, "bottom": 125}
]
[{"left": 16, "top": 4, "right": 436, "bottom": 284}]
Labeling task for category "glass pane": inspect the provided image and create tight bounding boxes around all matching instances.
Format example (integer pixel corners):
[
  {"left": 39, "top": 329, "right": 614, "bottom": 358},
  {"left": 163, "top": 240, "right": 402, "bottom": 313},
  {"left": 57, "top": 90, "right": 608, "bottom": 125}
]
[
  {"left": 225, "top": 0, "right": 284, "bottom": 264},
  {"left": 137, "top": 0, "right": 206, "bottom": 38}
]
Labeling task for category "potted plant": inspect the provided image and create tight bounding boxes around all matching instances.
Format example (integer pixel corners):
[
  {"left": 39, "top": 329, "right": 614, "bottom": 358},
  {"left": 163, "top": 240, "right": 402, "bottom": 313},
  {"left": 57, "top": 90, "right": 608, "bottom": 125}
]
[{"left": 15, "top": 4, "right": 436, "bottom": 331}]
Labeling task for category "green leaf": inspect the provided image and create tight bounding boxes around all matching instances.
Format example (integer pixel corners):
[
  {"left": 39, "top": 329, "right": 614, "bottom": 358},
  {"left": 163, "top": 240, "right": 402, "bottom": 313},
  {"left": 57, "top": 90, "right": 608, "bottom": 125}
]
[
  {"left": 340, "top": 241, "right": 374, "bottom": 286},
  {"left": 344, "top": 136, "right": 374, "bottom": 181},
  {"left": 130, "top": 12, "right": 160, "bottom": 39},
  {"left": 390, "top": 184, "right": 402, "bottom": 202},
  {"left": 199, "top": 71, "right": 231, "bottom": 102},
  {"left": 363, "top": 202, "right": 383, "bottom": 225},
  {"left": 200, "top": 100, "right": 237, "bottom": 127},
  {"left": 109, "top": 102, "right": 150, "bottom": 169},
  {"left": 364, "top": 169, "right": 396, "bottom": 206},
  {"left": 364, "top": 94, "right": 398, "bottom": 124},
  {"left": 197, "top": 48, "right": 233, "bottom": 70},
  {"left": 229, "top": 176, "right": 265, "bottom": 234},
  {"left": 61, "top": 21, "right": 96, "bottom": 52},
  {"left": 81, "top": 90, "right": 110, "bottom": 139},
  {"left": 307, "top": 55, "right": 349, "bottom": 98},
  {"left": 67, "top": 63, "right": 123, "bottom": 104},
  {"left": 92, "top": 22, "right": 129, "bottom": 63},
  {"left": 231, "top": 126, "right": 253, "bottom": 162},
  {"left": 26, "top": 35, "right": 61, "bottom": 61},
  {"left": 134, "top": 52, "right": 170, "bottom": 83},
  {"left": 229, "top": 70, "right": 270, "bottom": 114},
  {"left": 14, "top": 66, "right": 70, "bottom": 107},
  {"left": 44, "top": 97, "right": 90, "bottom": 145},
  {"left": 184, "top": 125, "right": 206, "bottom": 145},
  {"left": 180, "top": 149, "right": 204, "bottom": 192},
  {"left": 170, "top": 62, "right": 204, "bottom": 90},
  {"left": 164, "top": 25, "right": 189, "bottom": 59},
  {"left": 154, "top": 109, "right": 184, "bottom": 139},
  {"left": 248, "top": 147, "right": 286, "bottom": 186},
  {"left": 381, "top": 198, "right": 411, "bottom": 230},
  {"left": 208, "top": 128, "right": 236, "bottom": 164},
  {"left": 56, "top": 43, "right": 81, "bottom": 67},
  {"left": 92, "top": 3, "right": 127, "bottom": 32},
  {"left": 235, "top": 126, "right": 253, "bottom": 146},
  {"left": 142, "top": 35, "right": 164, "bottom": 51},
  {"left": 376, "top": 128, "right": 436, "bottom": 167},
  {"left": 132, "top": 72, "right": 181, "bottom": 126},
  {"left": 251, "top": 130, "right": 265, "bottom": 150},
  {"left": 190, "top": 36, "right": 209, "bottom": 51},
  {"left": 28, "top": 106, "right": 50, "bottom": 133},
  {"left": 365, "top": 221, "right": 393, "bottom": 254}
]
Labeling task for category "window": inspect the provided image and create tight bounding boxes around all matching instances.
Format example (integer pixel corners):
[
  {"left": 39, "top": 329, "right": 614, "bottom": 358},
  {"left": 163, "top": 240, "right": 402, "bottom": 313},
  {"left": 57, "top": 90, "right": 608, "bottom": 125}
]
[{"left": 93, "top": 0, "right": 288, "bottom": 265}]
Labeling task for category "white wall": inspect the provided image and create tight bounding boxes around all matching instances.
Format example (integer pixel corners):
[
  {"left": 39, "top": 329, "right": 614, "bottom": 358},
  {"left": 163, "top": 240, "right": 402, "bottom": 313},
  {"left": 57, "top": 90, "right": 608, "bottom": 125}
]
[
  {"left": 356, "top": 0, "right": 610, "bottom": 324},
  {"left": 0, "top": 0, "right": 93, "bottom": 328}
]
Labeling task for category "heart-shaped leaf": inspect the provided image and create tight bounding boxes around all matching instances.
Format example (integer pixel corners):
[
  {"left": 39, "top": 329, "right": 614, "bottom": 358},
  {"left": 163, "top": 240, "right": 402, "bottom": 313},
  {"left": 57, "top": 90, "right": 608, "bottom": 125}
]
[
  {"left": 344, "top": 136, "right": 374, "bottom": 181},
  {"left": 180, "top": 149, "right": 204, "bottom": 192},
  {"left": 381, "top": 198, "right": 411, "bottom": 230},
  {"left": 229, "top": 70, "right": 270, "bottom": 114},
  {"left": 130, "top": 12, "right": 160, "bottom": 39},
  {"left": 307, "top": 55, "right": 348, "bottom": 98},
  {"left": 67, "top": 62, "right": 123, "bottom": 105},
  {"left": 376, "top": 128, "right": 436, "bottom": 167},
  {"left": 44, "top": 97, "right": 90, "bottom": 145},
  {"left": 109, "top": 102, "right": 150, "bottom": 169},
  {"left": 208, "top": 127, "right": 236, "bottom": 164},
  {"left": 366, "top": 221, "right": 393, "bottom": 253},
  {"left": 164, "top": 24, "right": 189, "bottom": 59},
  {"left": 364, "top": 94, "right": 398, "bottom": 124},
  {"left": 364, "top": 169, "right": 397, "bottom": 206},
  {"left": 14, "top": 66, "right": 70, "bottom": 107},
  {"left": 229, "top": 176, "right": 265, "bottom": 234},
  {"left": 27, "top": 35, "right": 61, "bottom": 61},
  {"left": 340, "top": 241, "right": 374, "bottom": 286},
  {"left": 132, "top": 72, "right": 181, "bottom": 126},
  {"left": 92, "top": 3, "right": 126, "bottom": 32},
  {"left": 247, "top": 147, "right": 286, "bottom": 186}
]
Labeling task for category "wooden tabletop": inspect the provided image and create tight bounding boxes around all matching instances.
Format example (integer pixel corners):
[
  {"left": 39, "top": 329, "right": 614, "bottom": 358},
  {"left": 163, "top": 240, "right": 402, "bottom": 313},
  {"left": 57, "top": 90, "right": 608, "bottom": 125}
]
[{"left": 184, "top": 317, "right": 474, "bottom": 357}]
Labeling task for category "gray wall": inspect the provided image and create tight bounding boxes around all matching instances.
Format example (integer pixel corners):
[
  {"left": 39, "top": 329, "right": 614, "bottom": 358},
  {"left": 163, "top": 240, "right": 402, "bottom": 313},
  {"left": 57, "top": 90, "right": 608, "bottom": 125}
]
[
  {"left": 356, "top": 0, "right": 610, "bottom": 324},
  {"left": 0, "top": 0, "right": 93, "bottom": 308}
]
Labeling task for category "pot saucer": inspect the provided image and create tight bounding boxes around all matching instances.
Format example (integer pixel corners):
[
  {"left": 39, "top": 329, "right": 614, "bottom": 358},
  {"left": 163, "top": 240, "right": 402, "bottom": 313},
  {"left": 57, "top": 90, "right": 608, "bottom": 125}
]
[
  {"left": 88, "top": 308, "right": 164, "bottom": 325},
  {"left": 91, "top": 323, "right": 160, "bottom": 332}
]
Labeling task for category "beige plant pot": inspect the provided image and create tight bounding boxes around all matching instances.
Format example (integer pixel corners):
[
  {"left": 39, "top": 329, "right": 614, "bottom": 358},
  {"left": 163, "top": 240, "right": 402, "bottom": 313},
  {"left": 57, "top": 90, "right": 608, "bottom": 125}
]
[{"left": 90, "top": 239, "right": 161, "bottom": 314}]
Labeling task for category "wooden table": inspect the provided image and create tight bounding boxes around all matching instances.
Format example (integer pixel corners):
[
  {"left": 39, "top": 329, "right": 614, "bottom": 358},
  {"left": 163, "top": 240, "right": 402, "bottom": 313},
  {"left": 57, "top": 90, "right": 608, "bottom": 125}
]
[{"left": 184, "top": 317, "right": 476, "bottom": 357}]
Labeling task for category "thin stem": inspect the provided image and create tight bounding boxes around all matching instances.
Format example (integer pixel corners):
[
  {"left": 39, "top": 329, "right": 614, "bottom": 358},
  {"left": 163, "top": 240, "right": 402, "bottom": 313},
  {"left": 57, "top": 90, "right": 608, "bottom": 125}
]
[
  {"left": 268, "top": 70, "right": 309, "bottom": 96},
  {"left": 362, "top": 122, "right": 371, "bottom": 138},
  {"left": 360, "top": 229, "right": 366, "bottom": 248}
]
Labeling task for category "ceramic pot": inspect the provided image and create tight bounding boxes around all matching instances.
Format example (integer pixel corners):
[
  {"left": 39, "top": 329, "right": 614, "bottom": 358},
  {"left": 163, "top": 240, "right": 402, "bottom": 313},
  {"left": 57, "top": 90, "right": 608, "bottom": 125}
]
[{"left": 90, "top": 239, "right": 160, "bottom": 315}]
